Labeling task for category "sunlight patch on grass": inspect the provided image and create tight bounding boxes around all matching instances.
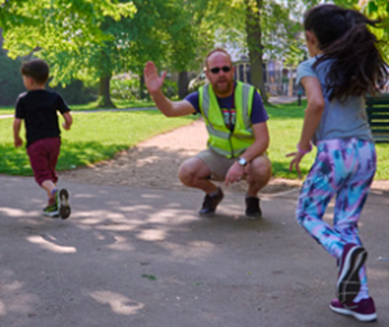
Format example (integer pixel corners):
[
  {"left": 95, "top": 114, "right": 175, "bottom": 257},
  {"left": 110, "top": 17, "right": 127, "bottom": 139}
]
[
  {"left": 1, "top": 100, "right": 389, "bottom": 181},
  {"left": 0, "top": 111, "right": 196, "bottom": 175}
]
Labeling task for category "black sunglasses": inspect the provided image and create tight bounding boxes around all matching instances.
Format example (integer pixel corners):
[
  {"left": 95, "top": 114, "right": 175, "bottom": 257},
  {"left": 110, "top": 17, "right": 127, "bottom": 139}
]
[{"left": 209, "top": 66, "right": 232, "bottom": 74}]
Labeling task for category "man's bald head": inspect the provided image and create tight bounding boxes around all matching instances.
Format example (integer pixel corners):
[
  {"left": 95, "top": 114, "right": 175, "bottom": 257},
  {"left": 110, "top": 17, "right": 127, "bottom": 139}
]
[{"left": 205, "top": 48, "right": 232, "bottom": 70}]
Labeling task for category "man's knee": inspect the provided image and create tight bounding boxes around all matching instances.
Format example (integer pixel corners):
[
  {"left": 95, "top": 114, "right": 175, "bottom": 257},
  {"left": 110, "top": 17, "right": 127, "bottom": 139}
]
[
  {"left": 178, "top": 157, "right": 210, "bottom": 186},
  {"left": 178, "top": 160, "right": 194, "bottom": 184},
  {"left": 248, "top": 155, "right": 272, "bottom": 181}
]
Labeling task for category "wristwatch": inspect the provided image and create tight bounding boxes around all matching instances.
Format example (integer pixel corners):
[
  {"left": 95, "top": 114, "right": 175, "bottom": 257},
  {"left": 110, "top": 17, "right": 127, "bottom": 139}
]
[{"left": 237, "top": 157, "right": 247, "bottom": 166}]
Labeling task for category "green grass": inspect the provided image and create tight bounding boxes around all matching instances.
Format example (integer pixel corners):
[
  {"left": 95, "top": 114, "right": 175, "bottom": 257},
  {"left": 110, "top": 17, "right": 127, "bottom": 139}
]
[
  {"left": 266, "top": 100, "right": 389, "bottom": 180},
  {"left": 0, "top": 111, "right": 196, "bottom": 176},
  {"left": 0, "top": 105, "right": 14, "bottom": 115},
  {"left": 1, "top": 100, "right": 389, "bottom": 180},
  {"left": 266, "top": 100, "right": 315, "bottom": 179},
  {"left": 71, "top": 98, "right": 155, "bottom": 111},
  {"left": 0, "top": 98, "right": 156, "bottom": 115}
]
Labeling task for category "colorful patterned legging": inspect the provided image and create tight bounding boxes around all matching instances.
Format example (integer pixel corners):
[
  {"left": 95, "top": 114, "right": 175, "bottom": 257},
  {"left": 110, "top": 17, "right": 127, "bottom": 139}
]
[{"left": 296, "top": 138, "right": 376, "bottom": 301}]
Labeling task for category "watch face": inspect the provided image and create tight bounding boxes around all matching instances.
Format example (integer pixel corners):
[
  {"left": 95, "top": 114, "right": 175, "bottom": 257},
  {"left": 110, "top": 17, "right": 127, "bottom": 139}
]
[{"left": 238, "top": 157, "right": 247, "bottom": 166}]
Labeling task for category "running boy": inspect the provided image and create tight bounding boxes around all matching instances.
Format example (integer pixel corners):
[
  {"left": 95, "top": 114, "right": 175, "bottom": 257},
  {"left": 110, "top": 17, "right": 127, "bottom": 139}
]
[
  {"left": 13, "top": 59, "right": 72, "bottom": 219},
  {"left": 288, "top": 4, "right": 388, "bottom": 322}
]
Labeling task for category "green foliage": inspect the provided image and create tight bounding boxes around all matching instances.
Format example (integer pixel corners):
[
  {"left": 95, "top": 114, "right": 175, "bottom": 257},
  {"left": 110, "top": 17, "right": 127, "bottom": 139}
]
[
  {"left": 0, "top": 0, "right": 136, "bottom": 59},
  {"left": 111, "top": 76, "right": 178, "bottom": 101},
  {"left": 162, "top": 78, "right": 178, "bottom": 99},
  {"left": 0, "top": 0, "right": 136, "bottom": 87},
  {"left": 110, "top": 77, "right": 140, "bottom": 101},
  {"left": 0, "top": 0, "right": 202, "bottom": 107},
  {"left": 261, "top": 1, "right": 304, "bottom": 61},
  {"left": 0, "top": 51, "right": 24, "bottom": 105},
  {"left": 362, "top": 0, "right": 389, "bottom": 57},
  {"left": 0, "top": 49, "right": 96, "bottom": 105},
  {"left": 51, "top": 80, "right": 97, "bottom": 105},
  {"left": 287, "top": 0, "right": 389, "bottom": 66}
]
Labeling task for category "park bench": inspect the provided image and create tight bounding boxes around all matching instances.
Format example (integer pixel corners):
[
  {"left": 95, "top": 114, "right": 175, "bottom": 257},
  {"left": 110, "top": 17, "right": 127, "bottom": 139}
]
[{"left": 366, "top": 94, "right": 389, "bottom": 143}]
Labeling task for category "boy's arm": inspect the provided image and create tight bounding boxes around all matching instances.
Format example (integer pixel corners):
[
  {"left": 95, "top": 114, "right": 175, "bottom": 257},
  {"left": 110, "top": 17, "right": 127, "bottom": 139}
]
[
  {"left": 13, "top": 119, "right": 23, "bottom": 147},
  {"left": 62, "top": 112, "right": 73, "bottom": 130}
]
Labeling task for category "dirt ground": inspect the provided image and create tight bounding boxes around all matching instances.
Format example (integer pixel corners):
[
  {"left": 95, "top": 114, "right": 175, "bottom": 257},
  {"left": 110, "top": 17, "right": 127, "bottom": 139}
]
[{"left": 61, "top": 119, "right": 389, "bottom": 195}]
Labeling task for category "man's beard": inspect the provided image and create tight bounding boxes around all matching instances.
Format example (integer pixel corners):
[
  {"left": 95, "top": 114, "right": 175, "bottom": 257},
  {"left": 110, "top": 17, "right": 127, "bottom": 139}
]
[{"left": 212, "top": 79, "right": 233, "bottom": 96}]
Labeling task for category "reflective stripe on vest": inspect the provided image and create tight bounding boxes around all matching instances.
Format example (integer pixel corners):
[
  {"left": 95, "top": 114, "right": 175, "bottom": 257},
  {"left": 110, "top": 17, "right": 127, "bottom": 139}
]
[{"left": 199, "top": 81, "right": 255, "bottom": 158}]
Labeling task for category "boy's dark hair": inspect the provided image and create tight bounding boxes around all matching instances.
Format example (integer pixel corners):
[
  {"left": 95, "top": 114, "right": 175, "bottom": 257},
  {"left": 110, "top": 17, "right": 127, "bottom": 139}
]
[
  {"left": 21, "top": 59, "right": 49, "bottom": 85},
  {"left": 304, "top": 4, "right": 389, "bottom": 101}
]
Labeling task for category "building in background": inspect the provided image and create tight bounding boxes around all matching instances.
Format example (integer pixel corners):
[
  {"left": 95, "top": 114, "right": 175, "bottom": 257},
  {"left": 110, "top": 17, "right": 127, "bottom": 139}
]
[{"left": 189, "top": 41, "right": 299, "bottom": 96}]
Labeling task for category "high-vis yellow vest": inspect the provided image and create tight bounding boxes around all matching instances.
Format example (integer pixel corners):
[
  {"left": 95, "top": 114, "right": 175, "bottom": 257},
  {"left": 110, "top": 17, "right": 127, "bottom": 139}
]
[{"left": 199, "top": 81, "right": 255, "bottom": 158}]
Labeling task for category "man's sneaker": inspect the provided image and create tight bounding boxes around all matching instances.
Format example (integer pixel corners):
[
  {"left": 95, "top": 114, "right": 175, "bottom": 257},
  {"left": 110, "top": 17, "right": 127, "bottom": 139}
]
[
  {"left": 329, "top": 297, "right": 377, "bottom": 322},
  {"left": 245, "top": 195, "right": 262, "bottom": 219},
  {"left": 56, "top": 188, "right": 71, "bottom": 219},
  {"left": 43, "top": 204, "right": 59, "bottom": 218},
  {"left": 337, "top": 243, "right": 367, "bottom": 304},
  {"left": 199, "top": 187, "right": 224, "bottom": 216}
]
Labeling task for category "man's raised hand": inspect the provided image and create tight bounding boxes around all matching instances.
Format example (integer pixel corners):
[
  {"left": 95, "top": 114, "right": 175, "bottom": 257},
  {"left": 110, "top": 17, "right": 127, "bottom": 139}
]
[{"left": 144, "top": 61, "right": 167, "bottom": 96}]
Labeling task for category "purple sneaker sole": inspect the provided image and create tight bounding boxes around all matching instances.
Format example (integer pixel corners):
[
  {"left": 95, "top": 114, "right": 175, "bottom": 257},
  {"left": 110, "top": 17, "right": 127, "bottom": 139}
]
[{"left": 330, "top": 298, "right": 377, "bottom": 322}]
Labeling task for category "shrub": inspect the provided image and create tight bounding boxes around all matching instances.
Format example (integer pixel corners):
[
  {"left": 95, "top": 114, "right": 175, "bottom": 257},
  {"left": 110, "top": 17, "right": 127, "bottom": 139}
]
[
  {"left": 0, "top": 52, "right": 24, "bottom": 105},
  {"left": 110, "top": 77, "right": 139, "bottom": 100},
  {"left": 111, "top": 75, "right": 178, "bottom": 101},
  {"left": 50, "top": 80, "right": 97, "bottom": 105},
  {"left": 0, "top": 50, "right": 97, "bottom": 105}
]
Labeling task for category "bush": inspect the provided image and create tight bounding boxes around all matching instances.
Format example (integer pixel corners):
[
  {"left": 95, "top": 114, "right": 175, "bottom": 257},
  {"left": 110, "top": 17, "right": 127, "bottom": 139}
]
[
  {"left": 110, "top": 77, "right": 139, "bottom": 100},
  {"left": 0, "top": 50, "right": 97, "bottom": 106},
  {"left": 111, "top": 75, "right": 178, "bottom": 101},
  {"left": 0, "top": 52, "right": 24, "bottom": 105},
  {"left": 50, "top": 80, "right": 97, "bottom": 105},
  {"left": 162, "top": 78, "right": 178, "bottom": 98}
]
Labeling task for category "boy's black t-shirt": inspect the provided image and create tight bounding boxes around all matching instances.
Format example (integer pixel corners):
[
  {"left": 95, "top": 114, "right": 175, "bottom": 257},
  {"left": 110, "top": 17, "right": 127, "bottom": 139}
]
[{"left": 15, "top": 90, "right": 70, "bottom": 147}]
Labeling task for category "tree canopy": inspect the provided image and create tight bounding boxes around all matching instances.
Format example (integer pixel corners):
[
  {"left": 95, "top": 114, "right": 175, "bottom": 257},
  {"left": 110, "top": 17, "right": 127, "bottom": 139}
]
[{"left": 0, "top": 0, "right": 387, "bottom": 107}]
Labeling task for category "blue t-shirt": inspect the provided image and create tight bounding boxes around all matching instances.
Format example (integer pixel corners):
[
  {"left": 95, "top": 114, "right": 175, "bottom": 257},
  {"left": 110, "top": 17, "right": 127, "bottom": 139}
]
[
  {"left": 296, "top": 57, "right": 373, "bottom": 144},
  {"left": 184, "top": 84, "right": 268, "bottom": 131}
]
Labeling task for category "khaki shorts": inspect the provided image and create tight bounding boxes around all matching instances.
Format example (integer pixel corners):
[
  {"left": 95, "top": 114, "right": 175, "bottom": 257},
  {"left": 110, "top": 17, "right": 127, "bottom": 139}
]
[{"left": 196, "top": 148, "right": 268, "bottom": 181}]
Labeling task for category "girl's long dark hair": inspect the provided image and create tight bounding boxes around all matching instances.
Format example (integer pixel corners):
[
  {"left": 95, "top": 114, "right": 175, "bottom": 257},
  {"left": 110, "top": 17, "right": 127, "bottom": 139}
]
[{"left": 304, "top": 4, "right": 389, "bottom": 101}]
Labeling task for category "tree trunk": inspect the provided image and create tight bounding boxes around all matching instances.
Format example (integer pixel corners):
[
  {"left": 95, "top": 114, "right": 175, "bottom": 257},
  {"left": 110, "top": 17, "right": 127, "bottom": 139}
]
[
  {"left": 139, "top": 74, "right": 146, "bottom": 99},
  {"left": 178, "top": 71, "right": 189, "bottom": 99},
  {"left": 97, "top": 75, "right": 115, "bottom": 108},
  {"left": 245, "top": 0, "right": 267, "bottom": 103},
  {"left": 0, "top": 28, "right": 3, "bottom": 49}
]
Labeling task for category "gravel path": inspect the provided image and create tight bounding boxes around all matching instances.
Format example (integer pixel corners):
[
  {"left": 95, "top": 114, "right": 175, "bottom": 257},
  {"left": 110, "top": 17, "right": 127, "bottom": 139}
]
[{"left": 60, "top": 119, "right": 304, "bottom": 194}]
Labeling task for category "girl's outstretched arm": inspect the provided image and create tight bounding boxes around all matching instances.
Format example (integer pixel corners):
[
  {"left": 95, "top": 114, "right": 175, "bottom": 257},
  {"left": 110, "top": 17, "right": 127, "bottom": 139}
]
[{"left": 287, "top": 76, "right": 324, "bottom": 175}]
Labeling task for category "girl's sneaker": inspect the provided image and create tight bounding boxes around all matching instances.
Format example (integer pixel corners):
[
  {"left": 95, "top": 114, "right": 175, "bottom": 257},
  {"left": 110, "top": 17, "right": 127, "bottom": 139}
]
[
  {"left": 43, "top": 204, "right": 59, "bottom": 218},
  {"left": 329, "top": 297, "right": 377, "bottom": 322},
  {"left": 337, "top": 243, "right": 367, "bottom": 303},
  {"left": 56, "top": 188, "right": 71, "bottom": 219}
]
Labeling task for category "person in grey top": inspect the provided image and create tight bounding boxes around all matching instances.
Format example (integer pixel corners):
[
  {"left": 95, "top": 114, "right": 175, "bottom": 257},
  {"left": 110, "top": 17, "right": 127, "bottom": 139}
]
[
  {"left": 296, "top": 57, "right": 373, "bottom": 145},
  {"left": 287, "top": 4, "right": 388, "bottom": 323}
]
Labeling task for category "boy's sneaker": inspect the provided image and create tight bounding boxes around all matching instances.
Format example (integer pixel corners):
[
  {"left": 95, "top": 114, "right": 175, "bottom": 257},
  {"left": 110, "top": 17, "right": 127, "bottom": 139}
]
[
  {"left": 329, "top": 297, "right": 377, "bottom": 322},
  {"left": 56, "top": 188, "right": 71, "bottom": 219},
  {"left": 43, "top": 204, "right": 59, "bottom": 218},
  {"left": 245, "top": 195, "right": 262, "bottom": 219},
  {"left": 337, "top": 243, "right": 367, "bottom": 304},
  {"left": 199, "top": 187, "right": 224, "bottom": 216}
]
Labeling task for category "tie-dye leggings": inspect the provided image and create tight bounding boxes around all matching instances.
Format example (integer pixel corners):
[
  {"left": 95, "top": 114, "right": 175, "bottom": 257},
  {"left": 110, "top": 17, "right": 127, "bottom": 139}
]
[{"left": 296, "top": 138, "right": 376, "bottom": 301}]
